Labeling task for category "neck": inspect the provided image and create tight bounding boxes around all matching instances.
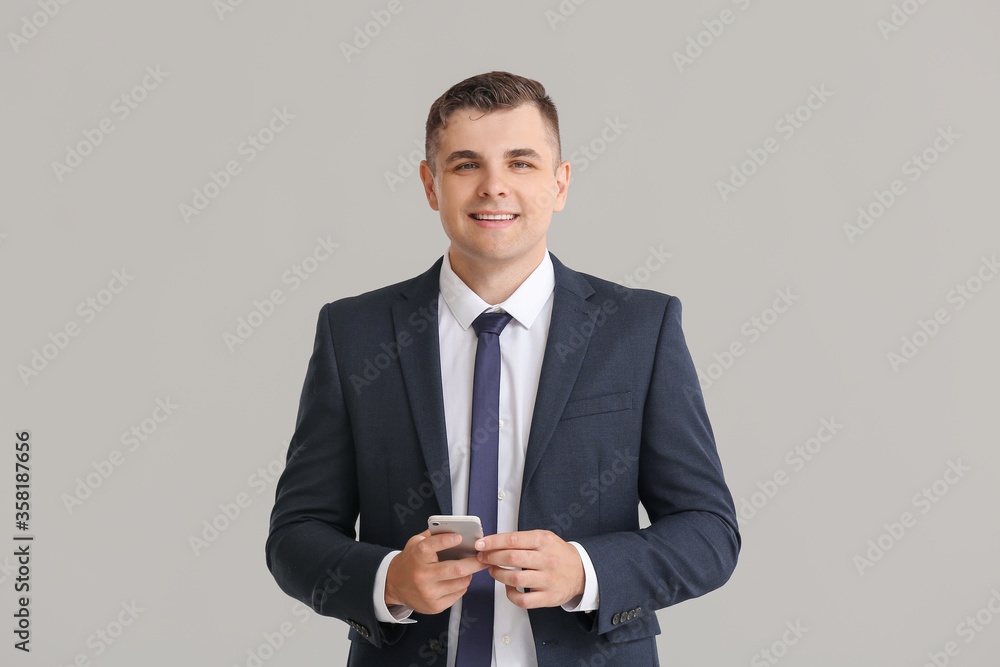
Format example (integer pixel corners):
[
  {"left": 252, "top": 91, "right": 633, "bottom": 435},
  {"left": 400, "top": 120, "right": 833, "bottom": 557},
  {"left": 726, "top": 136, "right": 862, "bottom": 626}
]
[{"left": 448, "top": 245, "right": 545, "bottom": 305}]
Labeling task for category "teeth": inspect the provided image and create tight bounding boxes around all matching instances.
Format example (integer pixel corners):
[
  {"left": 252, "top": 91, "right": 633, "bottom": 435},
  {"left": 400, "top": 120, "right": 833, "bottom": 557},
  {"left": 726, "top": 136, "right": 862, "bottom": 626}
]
[{"left": 472, "top": 214, "right": 517, "bottom": 220}]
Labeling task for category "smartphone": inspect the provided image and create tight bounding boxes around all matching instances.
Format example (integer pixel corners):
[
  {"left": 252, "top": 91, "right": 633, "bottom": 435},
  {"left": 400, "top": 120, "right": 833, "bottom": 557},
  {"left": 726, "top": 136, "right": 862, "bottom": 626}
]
[{"left": 428, "top": 515, "right": 483, "bottom": 560}]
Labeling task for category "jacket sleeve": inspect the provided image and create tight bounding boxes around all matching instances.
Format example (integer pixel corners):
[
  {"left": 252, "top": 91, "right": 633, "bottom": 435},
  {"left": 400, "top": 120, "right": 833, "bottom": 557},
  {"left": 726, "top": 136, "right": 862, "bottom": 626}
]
[
  {"left": 265, "top": 302, "right": 404, "bottom": 647},
  {"left": 575, "top": 295, "right": 741, "bottom": 642}
]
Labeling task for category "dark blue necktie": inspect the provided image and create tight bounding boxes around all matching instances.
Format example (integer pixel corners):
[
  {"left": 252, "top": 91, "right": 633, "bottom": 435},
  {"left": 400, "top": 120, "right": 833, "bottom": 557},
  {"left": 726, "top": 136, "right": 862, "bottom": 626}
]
[{"left": 456, "top": 310, "right": 512, "bottom": 667}]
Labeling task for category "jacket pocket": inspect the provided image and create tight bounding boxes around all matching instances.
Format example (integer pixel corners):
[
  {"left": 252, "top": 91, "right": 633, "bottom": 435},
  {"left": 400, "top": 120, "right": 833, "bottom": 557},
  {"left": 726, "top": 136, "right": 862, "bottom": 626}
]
[{"left": 560, "top": 391, "right": 632, "bottom": 421}]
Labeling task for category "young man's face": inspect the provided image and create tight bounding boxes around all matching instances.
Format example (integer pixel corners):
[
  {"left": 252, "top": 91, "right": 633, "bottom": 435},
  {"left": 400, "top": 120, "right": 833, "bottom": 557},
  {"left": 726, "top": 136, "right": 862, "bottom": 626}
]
[{"left": 420, "top": 104, "right": 569, "bottom": 270}]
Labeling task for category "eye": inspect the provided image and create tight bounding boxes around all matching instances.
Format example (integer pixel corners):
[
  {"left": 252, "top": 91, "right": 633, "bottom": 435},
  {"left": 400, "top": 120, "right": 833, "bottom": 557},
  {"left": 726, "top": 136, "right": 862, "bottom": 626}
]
[
  {"left": 455, "top": 162, "right": 476, "bottom": 171},
  {"left": 512, "top": 161, "right": 532, "bottom": 169}
]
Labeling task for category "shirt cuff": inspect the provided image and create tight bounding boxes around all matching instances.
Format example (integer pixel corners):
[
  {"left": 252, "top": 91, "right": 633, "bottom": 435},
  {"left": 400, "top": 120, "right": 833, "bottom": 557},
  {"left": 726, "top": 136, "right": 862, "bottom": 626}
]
[
  {"left": 561, "top": 541, "right": 600, "bottom": 612},
  {"left": 373, "top": 551, "right": 417, "bottom": 624}
]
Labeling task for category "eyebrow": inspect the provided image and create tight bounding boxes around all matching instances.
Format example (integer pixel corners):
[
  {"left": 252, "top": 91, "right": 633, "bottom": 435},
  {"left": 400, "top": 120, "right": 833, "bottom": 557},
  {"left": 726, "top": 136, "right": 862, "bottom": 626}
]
[{"left": 443, "top": 147, "right": 543, "bottom": 165}]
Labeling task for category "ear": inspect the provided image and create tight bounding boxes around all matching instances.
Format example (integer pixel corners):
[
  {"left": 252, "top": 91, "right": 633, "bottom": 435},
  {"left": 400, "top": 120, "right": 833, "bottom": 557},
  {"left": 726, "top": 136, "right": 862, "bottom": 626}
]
[
  {"left": 552, "top": 160, "right": 570, "bottom": 212},
  {"left": 419, "top": 161, "right": 440, "bottom": 211}
]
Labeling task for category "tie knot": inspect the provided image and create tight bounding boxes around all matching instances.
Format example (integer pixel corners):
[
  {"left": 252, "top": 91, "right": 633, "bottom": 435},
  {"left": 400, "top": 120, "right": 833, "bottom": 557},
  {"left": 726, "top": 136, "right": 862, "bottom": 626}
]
[{"left": 472, "top": 311, "right": 513, "bottom": 337}]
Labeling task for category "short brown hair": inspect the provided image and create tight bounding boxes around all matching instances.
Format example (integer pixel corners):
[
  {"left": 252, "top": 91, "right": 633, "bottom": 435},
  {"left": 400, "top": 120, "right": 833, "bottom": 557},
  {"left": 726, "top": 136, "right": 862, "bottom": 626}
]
[{"left": 424, "top": 71, "right": 561, "bottom": 175}]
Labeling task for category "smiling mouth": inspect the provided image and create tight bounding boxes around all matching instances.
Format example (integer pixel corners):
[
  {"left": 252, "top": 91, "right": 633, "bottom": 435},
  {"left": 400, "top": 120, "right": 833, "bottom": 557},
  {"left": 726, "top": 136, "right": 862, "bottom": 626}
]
[{"left": 470, "top": 213, "right": 519, "bottom": 221}]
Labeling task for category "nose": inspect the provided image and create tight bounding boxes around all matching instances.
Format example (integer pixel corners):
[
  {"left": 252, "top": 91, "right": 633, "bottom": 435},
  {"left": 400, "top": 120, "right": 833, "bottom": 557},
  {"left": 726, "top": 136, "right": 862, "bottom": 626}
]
[{"left": 477, "top": 164, "right": 509, "bottom": 199}]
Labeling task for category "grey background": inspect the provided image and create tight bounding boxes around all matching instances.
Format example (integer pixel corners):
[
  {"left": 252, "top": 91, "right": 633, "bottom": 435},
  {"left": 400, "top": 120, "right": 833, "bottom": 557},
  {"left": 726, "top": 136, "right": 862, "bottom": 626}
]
[{"left": 3, "top": 1, "right": 999, "bottom": 665}]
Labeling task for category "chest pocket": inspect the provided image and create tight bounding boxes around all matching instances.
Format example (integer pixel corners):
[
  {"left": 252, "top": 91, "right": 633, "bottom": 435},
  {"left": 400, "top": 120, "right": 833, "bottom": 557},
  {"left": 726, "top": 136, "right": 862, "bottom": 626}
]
[{"left": 559, "top": 391, "right": 632, "bottom": 421}]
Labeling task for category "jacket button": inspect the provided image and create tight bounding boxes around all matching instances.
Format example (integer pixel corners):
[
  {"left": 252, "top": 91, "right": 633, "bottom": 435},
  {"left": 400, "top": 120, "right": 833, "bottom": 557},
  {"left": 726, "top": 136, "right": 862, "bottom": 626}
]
[
  {"left": 612, "top": 613, "right": 620, "bottom": 625},
  {"left": 429, "top": 638, "right": 443, "bottom": 653}
]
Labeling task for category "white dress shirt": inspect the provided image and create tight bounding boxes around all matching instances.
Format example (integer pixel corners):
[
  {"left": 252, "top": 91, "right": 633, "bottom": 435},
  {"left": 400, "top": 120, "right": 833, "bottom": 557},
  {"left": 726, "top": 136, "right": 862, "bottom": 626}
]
[{"left": 372, "top": 247, "right": 599, "bottom": 666}]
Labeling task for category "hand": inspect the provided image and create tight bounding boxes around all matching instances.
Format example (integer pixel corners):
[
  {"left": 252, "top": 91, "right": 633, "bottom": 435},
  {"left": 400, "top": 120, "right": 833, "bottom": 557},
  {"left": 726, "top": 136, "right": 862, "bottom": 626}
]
[
  {"left": 475, "top": 530, "right": 585, "bottom": 609},
  {"left": 385, "top": 529, "right": 488, "bottom": 615}
]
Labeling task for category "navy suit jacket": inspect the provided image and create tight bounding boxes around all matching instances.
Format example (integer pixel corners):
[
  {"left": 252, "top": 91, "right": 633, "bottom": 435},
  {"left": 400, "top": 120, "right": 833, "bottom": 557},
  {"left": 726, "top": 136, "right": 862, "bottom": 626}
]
[{"left": 266, "top": 252, "right": 740, "bottom": 666}]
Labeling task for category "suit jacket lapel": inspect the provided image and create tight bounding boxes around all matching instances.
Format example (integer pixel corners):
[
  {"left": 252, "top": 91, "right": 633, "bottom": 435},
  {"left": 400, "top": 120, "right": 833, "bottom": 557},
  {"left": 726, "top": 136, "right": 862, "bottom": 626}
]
[
  {"left": 392, "top": 256, "right": 453, "bottom": 515},
  {"left": 392, "top": 252, "right": 600, "bottom": 517},
  {"left": 521, "top": 252, "right": 601, "bottom": 492}
]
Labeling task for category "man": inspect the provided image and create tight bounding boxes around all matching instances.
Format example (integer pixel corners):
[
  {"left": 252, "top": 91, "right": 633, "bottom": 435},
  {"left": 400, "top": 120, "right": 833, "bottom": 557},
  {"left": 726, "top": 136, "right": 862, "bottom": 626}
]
[{"left": 266, "top": 71, "right": 740, "bottom": 666}]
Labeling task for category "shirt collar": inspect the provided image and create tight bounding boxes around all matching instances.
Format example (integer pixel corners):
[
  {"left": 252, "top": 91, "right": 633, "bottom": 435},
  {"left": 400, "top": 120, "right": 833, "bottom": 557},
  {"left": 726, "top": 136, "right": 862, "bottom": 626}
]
[{"left": 439, "top": 248, "right": 555, "bottom": 331}]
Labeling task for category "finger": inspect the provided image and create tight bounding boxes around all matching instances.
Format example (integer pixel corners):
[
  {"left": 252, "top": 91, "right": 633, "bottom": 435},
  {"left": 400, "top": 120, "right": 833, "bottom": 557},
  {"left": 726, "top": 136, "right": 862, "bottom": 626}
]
[
  {"left": 434, "top": 588, "right": 470, "bottom": 612},
  {"left": 430, "top": 573, "right": 474, "bottom": 600},
  {"left": 488, "top": 565, "right": 539, "bottom": 591},
  {"left": 404, "top": 529, "right": 431, "bottom": 554},
  {"left": 432, "top": 554, "right": 489, "bottom": 580},
  {"left": 477, "top": 548, "right": 543, "bottom": 570},
  {"left": 476, "top": 530, "right": 548, "bottom": 552},
  {"left": 415, "top": 532, "right": 464, "bottom": 561},
  {"left": 504, "top": 584, "right": 548, "bottom": 610},
  {"left": 413, "top": 579, "right": 473, "bottom": 616}
]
